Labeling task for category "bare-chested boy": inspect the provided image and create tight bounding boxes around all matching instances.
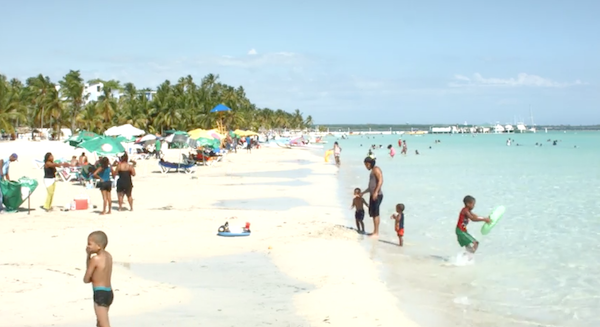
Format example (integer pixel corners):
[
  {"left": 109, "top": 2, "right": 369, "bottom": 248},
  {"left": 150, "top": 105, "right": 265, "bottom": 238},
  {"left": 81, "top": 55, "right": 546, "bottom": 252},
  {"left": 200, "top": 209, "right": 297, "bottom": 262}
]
[
  {"left": 84, "top": 231, "right": 114, "bottom": 327},
  {"left": 351, "top": 188, "right": 369, "bottom": 233}
]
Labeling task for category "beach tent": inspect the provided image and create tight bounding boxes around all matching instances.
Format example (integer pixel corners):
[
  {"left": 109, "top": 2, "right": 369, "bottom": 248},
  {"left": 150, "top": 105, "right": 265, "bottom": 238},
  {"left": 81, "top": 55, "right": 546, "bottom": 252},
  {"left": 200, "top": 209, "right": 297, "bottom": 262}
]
[{"left": 105, "top": 124, "right": 145, "bottom": 137}]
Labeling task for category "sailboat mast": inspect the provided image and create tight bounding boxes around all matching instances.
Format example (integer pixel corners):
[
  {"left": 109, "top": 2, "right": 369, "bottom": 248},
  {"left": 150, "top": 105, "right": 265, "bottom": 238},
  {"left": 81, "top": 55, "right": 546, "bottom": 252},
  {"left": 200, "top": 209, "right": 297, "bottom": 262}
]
[{"left": 529, "top": 105, "right": 534, "bottom": 126}]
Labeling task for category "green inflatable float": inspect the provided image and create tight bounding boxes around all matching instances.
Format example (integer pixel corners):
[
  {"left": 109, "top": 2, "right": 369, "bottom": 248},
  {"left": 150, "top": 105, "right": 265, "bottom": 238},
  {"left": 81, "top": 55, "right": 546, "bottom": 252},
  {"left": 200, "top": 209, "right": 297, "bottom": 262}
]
[
  {"left": 481, "top": 205, "right": 506, "bottom": 235},
  {"left": 1, "top": 177, "right": 39, "bottom": 212}
]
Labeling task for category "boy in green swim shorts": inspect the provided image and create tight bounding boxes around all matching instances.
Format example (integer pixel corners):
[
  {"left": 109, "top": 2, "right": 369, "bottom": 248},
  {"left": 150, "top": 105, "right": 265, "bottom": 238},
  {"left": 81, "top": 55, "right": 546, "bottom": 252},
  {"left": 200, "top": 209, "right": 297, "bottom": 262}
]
[{"left": 456, "top": 195, "right": 491, "bottom": 253}]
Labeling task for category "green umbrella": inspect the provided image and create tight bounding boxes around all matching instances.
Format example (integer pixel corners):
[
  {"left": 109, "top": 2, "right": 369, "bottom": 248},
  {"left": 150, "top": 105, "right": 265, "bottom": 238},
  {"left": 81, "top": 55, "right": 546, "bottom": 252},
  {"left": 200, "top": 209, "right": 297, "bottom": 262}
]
[
  {"left": 65, "top": 131, "right": 100, "bottom": 146},
  {"left": 77, "top": 136, "right": 126, "bottom": 156},
  {"left": 195, "top": 137, "right": 220, "bottom": 149},
  {"left": 114, "top": 135, "right": 136, "bottom": 143}
]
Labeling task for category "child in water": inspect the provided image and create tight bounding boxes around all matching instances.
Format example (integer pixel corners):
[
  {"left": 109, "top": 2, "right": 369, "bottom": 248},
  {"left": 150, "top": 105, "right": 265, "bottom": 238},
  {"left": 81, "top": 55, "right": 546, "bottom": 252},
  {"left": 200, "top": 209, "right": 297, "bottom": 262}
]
[
  {"left": 456, "top": 195, "right": 491, "bottom": 253},
  {"left": 387, "top": 144, "right": 395, "bottom": 158},
  {"left": 391, "top": 203, "right": 405, "bottom": 246},
  {"left": 351, "top": 188, "right": 369, "bottom": 233}
]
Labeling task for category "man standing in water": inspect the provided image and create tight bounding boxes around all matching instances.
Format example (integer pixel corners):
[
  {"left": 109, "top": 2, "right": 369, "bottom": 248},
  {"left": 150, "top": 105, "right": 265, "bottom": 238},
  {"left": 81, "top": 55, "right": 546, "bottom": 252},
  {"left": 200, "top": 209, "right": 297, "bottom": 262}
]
[{"left": 362, "top": 156, "right": 383, "bottom": 237}]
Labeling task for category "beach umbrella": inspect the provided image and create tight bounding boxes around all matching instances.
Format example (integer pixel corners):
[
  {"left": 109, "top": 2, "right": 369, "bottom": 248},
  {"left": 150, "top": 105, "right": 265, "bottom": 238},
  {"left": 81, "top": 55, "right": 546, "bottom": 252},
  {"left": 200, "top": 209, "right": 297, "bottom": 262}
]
[
  {"left": 114, "top": 135, "right": 136, "bottom": 143},
  {"left": 64, "top": 130, "right": 100, "bottom": 146},
  {"left": 77, "top": 136, "right": 126, "bottom": 156},
  {"left": 193, "top": 137, "right": 221, "bottom": 149},
  {"left": 210, "top": 104, "right": 231, "bottom": 113},
  {"left": 188, "top": 129, "right": 216, "bottom": 140},
  {"left": 105, "top": 124, "right": 145, "bottom": 137},
  {"left": 165, "top": 133, "right": 189, "bottom": 144},
  {"left": 136, "top": 134, "right": 157, "bottom": 143},
  {"left": 211, "top": 104, "right": 231, "bottom": 134}
]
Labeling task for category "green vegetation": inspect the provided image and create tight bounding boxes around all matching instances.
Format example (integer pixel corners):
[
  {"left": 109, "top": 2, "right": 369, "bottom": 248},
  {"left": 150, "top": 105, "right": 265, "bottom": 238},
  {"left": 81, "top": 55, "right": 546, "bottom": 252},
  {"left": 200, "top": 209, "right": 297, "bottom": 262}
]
[{"left": 0, "top": 70, "right": 313, "bottom": 135}]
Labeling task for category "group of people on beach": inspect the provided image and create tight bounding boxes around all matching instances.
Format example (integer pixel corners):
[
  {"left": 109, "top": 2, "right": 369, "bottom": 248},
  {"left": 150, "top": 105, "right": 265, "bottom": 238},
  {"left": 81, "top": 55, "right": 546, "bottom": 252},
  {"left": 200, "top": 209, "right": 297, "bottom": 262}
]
[
  {"left": 41, "top": 152, "right": 136, "bottom": 214},
  {"left": 350, "top": 154, "right": 491, "bottom": 255}
]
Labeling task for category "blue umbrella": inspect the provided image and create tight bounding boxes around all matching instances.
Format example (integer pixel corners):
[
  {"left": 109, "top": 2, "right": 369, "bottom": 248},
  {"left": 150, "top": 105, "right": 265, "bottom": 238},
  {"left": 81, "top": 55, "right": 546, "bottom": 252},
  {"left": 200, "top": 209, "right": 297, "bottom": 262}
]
[{"left": 210, "top": 104, "right": 231, "bottom": 113}]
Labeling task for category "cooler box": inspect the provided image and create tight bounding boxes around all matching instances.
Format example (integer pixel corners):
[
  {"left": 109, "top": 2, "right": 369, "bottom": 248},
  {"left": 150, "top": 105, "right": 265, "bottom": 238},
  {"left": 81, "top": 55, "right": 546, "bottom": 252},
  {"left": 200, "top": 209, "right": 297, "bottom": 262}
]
[{"left": 74, "top": 198, "right": 89, "bottom": 210}]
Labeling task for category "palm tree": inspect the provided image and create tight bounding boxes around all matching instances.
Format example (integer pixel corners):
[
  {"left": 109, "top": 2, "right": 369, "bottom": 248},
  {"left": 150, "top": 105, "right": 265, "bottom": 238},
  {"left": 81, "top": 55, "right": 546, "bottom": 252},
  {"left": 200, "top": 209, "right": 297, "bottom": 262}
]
[
  {"left": 5, "top": 71, "right": 311, "bottom": 135},
  {"left": 59, "top": 70, "right": 86, "bottom": 132},
  {"left": 0, "top": 75, "right": 26, "bottom": 132}
]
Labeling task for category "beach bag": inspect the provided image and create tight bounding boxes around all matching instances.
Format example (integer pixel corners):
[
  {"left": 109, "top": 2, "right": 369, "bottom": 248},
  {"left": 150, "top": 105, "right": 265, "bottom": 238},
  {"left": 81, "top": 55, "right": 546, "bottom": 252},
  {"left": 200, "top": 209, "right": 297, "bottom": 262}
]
[{"left": 0, "top": 177, "right": 39, "bottom": 212}]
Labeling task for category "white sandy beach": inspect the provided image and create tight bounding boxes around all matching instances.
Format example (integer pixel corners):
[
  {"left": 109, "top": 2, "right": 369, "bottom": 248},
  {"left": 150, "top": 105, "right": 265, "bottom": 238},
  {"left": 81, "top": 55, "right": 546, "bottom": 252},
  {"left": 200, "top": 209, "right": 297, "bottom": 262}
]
[{"left": 0, "top": 140, "right": 420, "bottom": 327}]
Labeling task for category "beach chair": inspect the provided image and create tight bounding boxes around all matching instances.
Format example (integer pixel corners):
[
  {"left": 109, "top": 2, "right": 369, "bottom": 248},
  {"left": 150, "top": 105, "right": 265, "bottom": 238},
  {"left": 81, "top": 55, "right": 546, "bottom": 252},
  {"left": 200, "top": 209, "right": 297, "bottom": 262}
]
[
  {"left": 76, "top": 164, "right": 98, "bottom": 187},
  {"left": 158, "top": 161, "right": 196, "bottom": 174},
  {"left": 57, "top": 168, "right": 77, "bottom": 182}
]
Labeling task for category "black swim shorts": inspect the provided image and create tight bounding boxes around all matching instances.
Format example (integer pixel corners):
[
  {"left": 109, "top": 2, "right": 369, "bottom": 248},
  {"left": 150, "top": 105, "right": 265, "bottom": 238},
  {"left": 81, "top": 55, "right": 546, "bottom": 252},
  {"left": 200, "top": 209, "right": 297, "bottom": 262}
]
[
  {"left": 98, "top": 181, "right": 112, "bottom": 192},
  {"left": 368, "top": 194, "right": 383, "bottom": 217},
  {"left": 355, "top": 209, "right": 365, "bottom": 220},
  {"left": 93, "top": 290, "right": 114, "bottom": 307}
]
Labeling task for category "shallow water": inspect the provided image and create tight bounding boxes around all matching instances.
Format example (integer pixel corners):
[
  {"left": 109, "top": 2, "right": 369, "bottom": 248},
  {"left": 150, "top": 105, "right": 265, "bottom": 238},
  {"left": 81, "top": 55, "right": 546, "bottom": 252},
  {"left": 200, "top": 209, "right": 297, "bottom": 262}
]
[{"left": 333, "top": 131, "right": 600, "bottom": 327}]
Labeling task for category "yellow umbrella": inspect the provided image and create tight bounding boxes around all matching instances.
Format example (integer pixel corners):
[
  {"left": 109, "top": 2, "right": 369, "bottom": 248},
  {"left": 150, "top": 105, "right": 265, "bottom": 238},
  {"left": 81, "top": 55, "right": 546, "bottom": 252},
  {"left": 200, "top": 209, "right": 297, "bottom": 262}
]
[
  {"left": 243, "top": 130, "right": 258, "bottom": 136},
  {"left": 188, "top": 129, "right": 215, "bottom": 140},
  {"left": 234, "top": 129, "right": 258, "bottom": 137}
]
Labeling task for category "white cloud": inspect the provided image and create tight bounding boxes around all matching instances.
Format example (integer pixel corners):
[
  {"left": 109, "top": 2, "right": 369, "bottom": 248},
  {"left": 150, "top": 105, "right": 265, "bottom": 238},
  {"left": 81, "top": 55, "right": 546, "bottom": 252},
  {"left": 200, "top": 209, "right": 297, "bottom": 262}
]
[
  {"left": 449, "top": 73, "right": 584, "bottom": 88},
  {"left": 247, "top": 49, "right": 257, "bottom": 55}
]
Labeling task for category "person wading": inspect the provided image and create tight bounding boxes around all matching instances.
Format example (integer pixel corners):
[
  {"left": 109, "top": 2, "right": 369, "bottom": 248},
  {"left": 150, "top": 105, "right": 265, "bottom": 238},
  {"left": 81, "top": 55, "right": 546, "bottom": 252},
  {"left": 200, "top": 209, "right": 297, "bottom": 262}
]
[{"left": 361, "top": 156, "right": 384, "bottom": 237}]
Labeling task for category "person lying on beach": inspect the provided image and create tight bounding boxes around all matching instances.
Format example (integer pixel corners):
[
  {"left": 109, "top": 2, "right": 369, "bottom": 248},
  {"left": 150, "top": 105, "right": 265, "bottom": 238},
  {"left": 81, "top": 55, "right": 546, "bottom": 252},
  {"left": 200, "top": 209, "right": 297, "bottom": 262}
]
[
  {"left": 456, "top": 195, "right": 491, "bottom": 254},
  {"left": 391, "top": 203, "right": 405, "bottom": 246},
  {"left": 351, "top": 188, "right": 369, "bottom": 234},
  {"left": 84, "top": 231, "right": 114, "bottom": 327}
]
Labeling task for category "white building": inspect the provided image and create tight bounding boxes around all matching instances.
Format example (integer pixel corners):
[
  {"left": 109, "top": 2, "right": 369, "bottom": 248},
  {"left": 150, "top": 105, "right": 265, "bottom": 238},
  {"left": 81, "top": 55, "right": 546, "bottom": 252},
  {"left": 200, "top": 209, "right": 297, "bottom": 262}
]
[{"left": 56, "top": 82, "right": 156, "bottom": 104}]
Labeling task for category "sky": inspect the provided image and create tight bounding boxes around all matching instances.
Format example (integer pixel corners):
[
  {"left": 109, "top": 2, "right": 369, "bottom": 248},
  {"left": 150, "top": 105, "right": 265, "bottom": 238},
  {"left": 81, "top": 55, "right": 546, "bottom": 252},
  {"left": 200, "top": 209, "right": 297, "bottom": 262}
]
[{"left": 0, "top": 0, "right": 598, "bottom": 125}]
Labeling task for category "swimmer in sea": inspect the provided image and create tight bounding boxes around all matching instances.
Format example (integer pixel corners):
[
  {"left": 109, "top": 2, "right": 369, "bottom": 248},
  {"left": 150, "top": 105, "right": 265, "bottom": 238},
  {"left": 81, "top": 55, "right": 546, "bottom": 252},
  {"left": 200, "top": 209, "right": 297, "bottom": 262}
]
[{"left": 387, "top": 144, "right": 395, "bottom": 158}]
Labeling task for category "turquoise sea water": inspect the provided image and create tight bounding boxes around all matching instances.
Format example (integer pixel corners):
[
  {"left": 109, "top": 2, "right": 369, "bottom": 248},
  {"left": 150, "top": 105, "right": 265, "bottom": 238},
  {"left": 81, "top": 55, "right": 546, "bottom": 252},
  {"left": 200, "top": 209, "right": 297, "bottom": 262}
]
[{"left": 330, "top": 131, "right": 600, "bottom": 327}]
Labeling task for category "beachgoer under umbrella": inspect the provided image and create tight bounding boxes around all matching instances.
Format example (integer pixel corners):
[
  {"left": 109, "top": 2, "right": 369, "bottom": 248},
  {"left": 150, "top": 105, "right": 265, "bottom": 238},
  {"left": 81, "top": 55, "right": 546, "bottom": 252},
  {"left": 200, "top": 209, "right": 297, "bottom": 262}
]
[
  {"left": 42, "top": 152, "right": 68, "bottom": 212},
  {"left": 114, "top": 154, "right": 136, "bottom": 211}
]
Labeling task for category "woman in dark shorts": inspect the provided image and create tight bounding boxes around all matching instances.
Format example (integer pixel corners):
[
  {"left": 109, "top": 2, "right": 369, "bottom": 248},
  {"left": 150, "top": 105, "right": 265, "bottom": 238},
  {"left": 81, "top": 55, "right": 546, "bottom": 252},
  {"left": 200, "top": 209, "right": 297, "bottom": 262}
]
[
  {"left": 114, "top": 154, "right": 136, "bottom": 211},
  {"left": 93, "top": 157, "right": 113, "bottom": 215}
]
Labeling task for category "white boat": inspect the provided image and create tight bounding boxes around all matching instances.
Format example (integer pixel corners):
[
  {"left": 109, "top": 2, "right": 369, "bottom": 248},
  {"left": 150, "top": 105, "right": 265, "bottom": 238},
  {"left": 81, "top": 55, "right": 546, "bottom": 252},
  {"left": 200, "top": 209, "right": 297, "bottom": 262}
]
[{"left": 493, "top": 124, "right": 505, "bottom": 133}]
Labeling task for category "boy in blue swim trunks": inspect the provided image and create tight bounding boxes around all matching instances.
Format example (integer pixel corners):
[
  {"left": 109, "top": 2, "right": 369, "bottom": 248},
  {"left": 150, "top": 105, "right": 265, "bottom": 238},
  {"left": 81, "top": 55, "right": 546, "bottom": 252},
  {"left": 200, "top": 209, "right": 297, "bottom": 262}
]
[
  {"left": 351, "top": 188, "right": 369, "bottom": 234},
  {"left": 456, "top": 196, "right": 491, "bottom": 253},
  {"left": 84, "top": 231, "right": 114, "bottom": 327}
]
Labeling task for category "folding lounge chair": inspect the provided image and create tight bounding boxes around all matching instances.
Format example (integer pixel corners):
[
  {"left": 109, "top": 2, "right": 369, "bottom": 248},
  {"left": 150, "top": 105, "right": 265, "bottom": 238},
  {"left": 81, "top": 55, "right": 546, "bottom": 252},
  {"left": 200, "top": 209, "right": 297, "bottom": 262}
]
[
  {"left": 57, "top": 168, "right": 77, "bottom": 182},
  {"left": 158, "top": 161, "right": 196, "bottom": 174}
]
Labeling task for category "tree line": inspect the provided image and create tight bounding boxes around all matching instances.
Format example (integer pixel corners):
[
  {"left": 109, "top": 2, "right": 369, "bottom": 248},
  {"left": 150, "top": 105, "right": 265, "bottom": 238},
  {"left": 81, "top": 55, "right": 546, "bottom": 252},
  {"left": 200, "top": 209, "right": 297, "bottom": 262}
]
[{"left": 0, "top": 70, "right": 313, "bottom": 136}]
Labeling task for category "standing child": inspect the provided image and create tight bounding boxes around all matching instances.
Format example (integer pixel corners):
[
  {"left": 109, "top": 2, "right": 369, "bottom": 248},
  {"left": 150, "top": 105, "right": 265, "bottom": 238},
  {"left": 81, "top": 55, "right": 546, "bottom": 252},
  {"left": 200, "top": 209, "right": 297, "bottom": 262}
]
[
  {"left": 84, "top": 231, "right": 114, "bottom": 327},
  {"left": 351, "top": 188, "right": 369, "bottom": 233},
  {"left": 391, "top": 203, "right": 405, "bottom": 246},
  {"left": 456, "top": 195, "right": 491, "bottom": 253},
  {"left": 93, "top": 157, "right": 113, "bottom": 215}
]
